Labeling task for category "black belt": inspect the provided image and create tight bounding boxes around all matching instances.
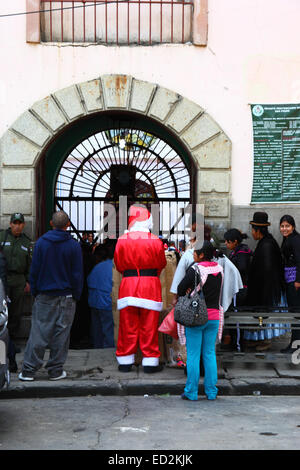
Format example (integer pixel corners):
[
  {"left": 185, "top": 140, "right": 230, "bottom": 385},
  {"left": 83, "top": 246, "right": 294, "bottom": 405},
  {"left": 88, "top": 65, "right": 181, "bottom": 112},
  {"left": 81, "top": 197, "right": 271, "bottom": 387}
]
[{"left": 123, "top": 269, "right": 158, "bottom": 277}]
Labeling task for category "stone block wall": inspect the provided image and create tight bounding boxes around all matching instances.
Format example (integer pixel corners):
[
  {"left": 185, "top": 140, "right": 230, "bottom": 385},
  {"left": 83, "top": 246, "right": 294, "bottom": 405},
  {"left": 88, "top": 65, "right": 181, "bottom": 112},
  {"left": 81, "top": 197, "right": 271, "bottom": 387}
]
[{"left": 0, "top": 74, "right": 232, "bottom": 239}]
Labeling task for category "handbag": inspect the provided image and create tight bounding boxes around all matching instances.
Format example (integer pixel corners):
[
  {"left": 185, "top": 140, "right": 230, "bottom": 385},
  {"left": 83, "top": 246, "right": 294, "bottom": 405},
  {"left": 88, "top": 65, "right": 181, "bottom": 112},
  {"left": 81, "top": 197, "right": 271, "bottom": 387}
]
[{"left": 174, "top": 265, "right": 208, "bottom": 327}]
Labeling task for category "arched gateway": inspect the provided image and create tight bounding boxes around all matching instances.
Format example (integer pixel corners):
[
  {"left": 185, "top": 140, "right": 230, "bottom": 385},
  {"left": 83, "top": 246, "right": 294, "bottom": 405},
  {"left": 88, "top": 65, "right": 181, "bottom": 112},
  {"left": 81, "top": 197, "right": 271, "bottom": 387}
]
[{"left": 0, "top": 75, "right": 231, "bottom": 240}]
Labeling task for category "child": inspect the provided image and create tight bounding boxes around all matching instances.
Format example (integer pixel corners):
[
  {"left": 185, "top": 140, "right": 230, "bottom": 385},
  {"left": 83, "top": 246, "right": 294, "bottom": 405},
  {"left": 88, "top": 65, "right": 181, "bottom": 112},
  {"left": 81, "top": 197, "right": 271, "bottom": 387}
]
[{"left": 87, "top": 244, "right": 114, "bottom": 348}]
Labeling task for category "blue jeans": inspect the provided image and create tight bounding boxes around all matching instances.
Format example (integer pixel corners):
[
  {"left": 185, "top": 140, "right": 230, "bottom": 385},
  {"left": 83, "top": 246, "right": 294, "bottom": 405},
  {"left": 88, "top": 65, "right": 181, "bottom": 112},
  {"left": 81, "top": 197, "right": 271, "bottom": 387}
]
[
  {"left": 184, "top": 320, "right": 219, "bottom": 400},
  {"left": 90, "top": 308, "right": 115, "bottom": 348}
]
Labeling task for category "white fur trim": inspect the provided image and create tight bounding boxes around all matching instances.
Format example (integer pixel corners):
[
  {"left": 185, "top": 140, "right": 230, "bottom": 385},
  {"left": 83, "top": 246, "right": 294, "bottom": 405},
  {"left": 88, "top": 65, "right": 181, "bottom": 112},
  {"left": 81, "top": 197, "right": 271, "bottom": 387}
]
[
  {"left": 116, "top": 354, "right": 135, "bottom": 365},
  {"left": 118, "top": 297, "right": 163, "bottom": 312},
  {"left": 142, "top": 357, "right": 159, "bottom": 366},
  {"left": 129, "top": 214, "right": 153, "bottom": 232},
  {"left": 129, "top": 226, "right": 149, "bottom": 233}
]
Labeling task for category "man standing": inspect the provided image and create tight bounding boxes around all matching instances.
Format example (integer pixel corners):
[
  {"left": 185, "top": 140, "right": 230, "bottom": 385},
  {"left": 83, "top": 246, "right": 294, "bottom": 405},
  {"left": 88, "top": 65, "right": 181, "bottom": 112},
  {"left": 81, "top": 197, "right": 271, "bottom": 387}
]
[
  {"left": 0, "top": 213, "right": 32, "bottom": 372},
  {"left": 19, "top": 211, "right": 83, "bottom": 381},
  {"left": 114, "top": 205, "right": 167, "bottom": 373}
]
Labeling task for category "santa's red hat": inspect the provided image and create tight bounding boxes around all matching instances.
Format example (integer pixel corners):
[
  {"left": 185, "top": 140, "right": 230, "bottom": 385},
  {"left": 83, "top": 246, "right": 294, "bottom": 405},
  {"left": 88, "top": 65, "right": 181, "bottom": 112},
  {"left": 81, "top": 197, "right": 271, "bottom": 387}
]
[{"left": 128, "top": 205, "right": 152, "bottom": 231}]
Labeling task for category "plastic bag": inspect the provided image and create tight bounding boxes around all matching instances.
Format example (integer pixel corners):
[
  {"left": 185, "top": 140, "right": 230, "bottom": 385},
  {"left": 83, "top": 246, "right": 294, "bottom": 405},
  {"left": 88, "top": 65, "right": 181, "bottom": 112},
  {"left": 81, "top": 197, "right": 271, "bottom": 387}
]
[
  {"left": 158, "top": 307, "right": 179, "bottom": 339},
  {"left": 165, "top": 340, "right": 187, "bottom": 367}
]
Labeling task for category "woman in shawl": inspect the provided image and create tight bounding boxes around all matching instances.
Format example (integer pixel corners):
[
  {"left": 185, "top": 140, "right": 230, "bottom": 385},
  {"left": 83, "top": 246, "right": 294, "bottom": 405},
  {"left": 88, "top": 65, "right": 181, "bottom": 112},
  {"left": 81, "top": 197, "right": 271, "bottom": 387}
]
[
  {"left": 224, "top": 228, "right": 252, "bottom": 306},
  {"left": 245, "top": 212, "right": 286, "bottom": 351},
  {"left": 279, "top": 215, "right": 300, "bottom": 353},
  {"left": 223, "top": 228, "right": 252, "bottom": 351}
]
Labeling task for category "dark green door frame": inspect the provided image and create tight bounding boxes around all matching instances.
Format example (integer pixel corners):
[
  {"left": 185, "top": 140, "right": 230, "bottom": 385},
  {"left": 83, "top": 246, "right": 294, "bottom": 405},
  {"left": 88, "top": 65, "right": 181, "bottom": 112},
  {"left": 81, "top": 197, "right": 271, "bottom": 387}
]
[{"left": 36, "top": 110, "right": 197, "bottom": 238}]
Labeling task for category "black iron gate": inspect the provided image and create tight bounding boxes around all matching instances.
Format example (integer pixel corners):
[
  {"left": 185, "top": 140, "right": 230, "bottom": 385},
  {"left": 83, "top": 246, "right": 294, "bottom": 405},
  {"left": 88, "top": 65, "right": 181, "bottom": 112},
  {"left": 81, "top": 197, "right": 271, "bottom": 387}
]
[{"left": 50, "top": 114, "right": 195, "bottom": 244}]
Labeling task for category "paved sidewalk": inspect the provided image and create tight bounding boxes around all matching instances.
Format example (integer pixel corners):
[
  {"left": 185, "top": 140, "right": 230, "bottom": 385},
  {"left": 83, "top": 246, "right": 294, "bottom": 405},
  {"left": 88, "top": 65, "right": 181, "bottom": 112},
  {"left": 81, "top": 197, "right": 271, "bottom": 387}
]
[{"left": 2, "top": 339, "right": 300, "bottom": 398}]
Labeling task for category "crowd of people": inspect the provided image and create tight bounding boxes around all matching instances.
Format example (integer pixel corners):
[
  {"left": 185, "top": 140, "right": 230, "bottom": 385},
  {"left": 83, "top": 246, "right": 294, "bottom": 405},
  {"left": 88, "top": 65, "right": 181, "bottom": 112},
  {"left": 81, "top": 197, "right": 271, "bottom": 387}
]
[
  {"left": 224, "top": 212, "right": 300, "bottom": 354},
  {"left": 0, "top": 212, "right": 117, "bottom": 376},
  {"left": 70, "top": 234, "right": 116, "bottom": 350},
  {"left": 170, "top": 211, "right": 300, "bottom": 401},
  {"left": 1, "top": 207, "right": 299, "bottom": 400}
]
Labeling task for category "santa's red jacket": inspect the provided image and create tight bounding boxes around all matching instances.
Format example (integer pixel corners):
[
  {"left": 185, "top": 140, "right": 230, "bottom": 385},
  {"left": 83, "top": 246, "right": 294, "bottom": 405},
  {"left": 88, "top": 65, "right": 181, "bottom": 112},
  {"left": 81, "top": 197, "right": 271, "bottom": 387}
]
[{"left": 114, "top": 231, "right": 167, "bottom": 311}]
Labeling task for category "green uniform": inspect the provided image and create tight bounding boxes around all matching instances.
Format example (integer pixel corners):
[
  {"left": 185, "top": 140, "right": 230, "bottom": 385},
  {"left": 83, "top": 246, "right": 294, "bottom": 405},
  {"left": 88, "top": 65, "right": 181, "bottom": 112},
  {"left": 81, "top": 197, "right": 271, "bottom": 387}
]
[{"left": 0, "top": 229, "right": 32, "bottom": 338}]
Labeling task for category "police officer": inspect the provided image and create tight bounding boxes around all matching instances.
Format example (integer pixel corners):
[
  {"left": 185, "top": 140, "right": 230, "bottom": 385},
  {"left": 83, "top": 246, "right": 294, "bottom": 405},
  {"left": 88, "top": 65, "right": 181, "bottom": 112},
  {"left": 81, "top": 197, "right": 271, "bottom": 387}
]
[{"left": 0, "top": 213, "right": 32, "bottom": 371}]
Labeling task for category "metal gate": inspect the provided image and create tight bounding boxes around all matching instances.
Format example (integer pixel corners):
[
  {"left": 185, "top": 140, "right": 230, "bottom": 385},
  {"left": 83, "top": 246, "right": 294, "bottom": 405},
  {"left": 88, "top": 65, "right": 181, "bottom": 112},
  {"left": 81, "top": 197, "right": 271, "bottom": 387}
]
[{"left": 54, "top": 118, "right": 194, "bottom": 243}]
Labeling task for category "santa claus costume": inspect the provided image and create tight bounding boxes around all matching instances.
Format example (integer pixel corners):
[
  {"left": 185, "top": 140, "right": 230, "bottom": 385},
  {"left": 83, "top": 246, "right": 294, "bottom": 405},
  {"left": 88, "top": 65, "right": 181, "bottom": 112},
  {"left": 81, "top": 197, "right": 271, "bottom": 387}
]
[{"left": 114, "top": 205, "right": 167, "bottom": 373}]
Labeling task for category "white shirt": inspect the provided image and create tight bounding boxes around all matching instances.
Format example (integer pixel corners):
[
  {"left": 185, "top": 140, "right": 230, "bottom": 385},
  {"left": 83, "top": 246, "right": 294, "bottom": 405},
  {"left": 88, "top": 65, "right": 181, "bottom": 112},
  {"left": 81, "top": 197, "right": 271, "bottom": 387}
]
[{"left": 170, "top": 250, "right": 243, "bottom": 313}]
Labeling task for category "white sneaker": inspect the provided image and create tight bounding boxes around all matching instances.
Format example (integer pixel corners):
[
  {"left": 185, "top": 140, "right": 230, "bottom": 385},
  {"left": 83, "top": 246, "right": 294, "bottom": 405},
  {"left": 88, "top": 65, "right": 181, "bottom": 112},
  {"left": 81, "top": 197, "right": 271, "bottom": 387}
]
[
  {"left": 49, "top": 370, "right": 67, "bottom": 381},
  {"left": 18, "top": 372, "right": 34, "bottom": 381}
]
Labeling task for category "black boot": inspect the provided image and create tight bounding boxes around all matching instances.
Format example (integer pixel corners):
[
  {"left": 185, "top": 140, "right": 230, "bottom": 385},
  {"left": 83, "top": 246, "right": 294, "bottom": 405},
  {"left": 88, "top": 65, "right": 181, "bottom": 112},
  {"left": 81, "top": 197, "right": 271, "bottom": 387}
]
[
  {"left": 143, "top": 365, "right": 163, "bottom": 374},
  {"left": 118, "top": 364, "right": 133, "bottom": 372}
]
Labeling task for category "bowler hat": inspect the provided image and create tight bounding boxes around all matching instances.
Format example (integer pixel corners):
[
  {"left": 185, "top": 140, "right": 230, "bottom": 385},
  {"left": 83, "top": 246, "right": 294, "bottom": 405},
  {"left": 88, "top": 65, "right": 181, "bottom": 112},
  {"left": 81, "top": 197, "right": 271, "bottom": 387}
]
[
  {"left": 249, "top": 212, "right": 270, "bottom": 226},
  {"left": 10, "top": 213, "right": 25, "bottom": 223}
]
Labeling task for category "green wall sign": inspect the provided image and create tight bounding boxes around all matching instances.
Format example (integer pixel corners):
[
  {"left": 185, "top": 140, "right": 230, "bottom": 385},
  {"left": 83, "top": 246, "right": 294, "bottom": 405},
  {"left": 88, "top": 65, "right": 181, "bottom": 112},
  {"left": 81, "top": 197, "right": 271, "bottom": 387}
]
[{"left": 251, "top": 103, "right": 300, "bottom": 202}]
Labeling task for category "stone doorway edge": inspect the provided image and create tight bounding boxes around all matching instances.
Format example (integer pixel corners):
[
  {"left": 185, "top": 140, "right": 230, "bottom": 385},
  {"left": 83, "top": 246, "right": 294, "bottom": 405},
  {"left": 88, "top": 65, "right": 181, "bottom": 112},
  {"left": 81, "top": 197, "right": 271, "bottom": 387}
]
[{"left": 0, "top": 74, "right": 231, "bottom": 237}]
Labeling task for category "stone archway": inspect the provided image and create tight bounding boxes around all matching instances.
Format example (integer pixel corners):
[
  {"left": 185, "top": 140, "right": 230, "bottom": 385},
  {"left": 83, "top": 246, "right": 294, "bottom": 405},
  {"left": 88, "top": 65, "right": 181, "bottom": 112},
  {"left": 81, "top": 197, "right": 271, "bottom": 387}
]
[{"left": 0, "top": 75, "right": 231, "bottom": 239}]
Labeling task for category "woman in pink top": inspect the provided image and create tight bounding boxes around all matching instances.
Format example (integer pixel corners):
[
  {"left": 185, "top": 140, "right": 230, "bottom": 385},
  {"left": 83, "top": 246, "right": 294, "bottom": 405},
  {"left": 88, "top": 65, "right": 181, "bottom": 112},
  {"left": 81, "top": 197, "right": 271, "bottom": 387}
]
[{"left": 177, "top": 241, "right": 223, "bottom": 401}]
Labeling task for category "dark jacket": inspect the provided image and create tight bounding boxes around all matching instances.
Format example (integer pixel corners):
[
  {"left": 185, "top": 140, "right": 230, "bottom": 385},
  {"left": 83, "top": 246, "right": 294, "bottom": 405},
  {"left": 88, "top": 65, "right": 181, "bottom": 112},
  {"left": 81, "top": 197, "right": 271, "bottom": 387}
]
[
  {"left": 0, "top": 252, "right": 7, "bottom": 295},
  {"left": 281, "top": 231, "right": 300, "bottom": 283},
  {"left": 0, "top": 229, "right": 31, "bottom": 285},
  {"left": 247, "top": 234, "right": 284, "bottom": 308},
  {"left": 177, "top": 264, "right": 222, "bottom": 310},
  {"left": 29, "top": 229, "right": 84, "bottom": 300},
  {"left": 229, "top": 243, "right": 252, "bottom": 286}
]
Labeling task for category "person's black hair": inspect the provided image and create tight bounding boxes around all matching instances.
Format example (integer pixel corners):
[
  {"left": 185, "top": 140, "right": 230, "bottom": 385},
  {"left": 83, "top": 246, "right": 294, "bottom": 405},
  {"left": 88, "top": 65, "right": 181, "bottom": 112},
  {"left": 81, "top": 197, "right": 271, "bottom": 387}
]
[
  {"left": 279, "top": 214, "right": 300, "bottom": 237},
  {"left": 224, "top": 228, "right": 248, "bottom": 244},
  {"left": 280, "top": 214, "right": 296, "bottom": 228},
  {"left": 103, "top": 238, "right": 116, "bottom": 259},
  {"left": 194, "top": 240, "right": 214, "bottom": 261},
  {"left": 251, "top": 225, "right": 269, "bottom": 237},
  {"left": 94, "top": 244, "right": 109, "bottom": 262}
]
